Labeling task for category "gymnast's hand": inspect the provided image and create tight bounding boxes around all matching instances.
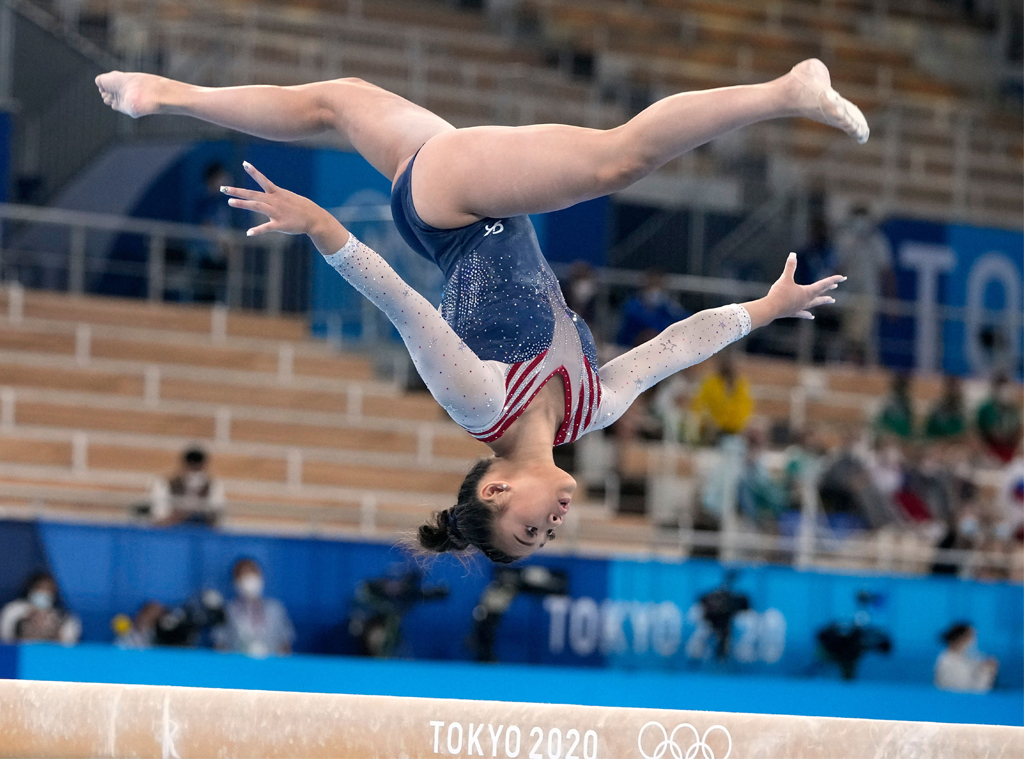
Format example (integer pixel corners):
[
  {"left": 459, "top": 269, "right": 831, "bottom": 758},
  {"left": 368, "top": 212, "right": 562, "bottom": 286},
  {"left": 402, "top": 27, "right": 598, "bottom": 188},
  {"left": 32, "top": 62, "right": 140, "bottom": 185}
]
[
  {"left": 744, "top": 252, "right": 845, "bottom": 329},
  {"left": 221, "top": 162, "right": 350, "bottom": 255}
]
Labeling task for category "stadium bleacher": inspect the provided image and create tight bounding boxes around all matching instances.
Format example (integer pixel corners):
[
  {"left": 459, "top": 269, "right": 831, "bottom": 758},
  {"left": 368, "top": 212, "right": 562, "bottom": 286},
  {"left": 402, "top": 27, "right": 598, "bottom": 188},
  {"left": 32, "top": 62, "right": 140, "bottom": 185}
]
[
  {"left": 66, "top": 0, "right": 1021, "bottom": 230},
  {"left": 1, "top": 283, "right": 1014, "bottom": 575}
]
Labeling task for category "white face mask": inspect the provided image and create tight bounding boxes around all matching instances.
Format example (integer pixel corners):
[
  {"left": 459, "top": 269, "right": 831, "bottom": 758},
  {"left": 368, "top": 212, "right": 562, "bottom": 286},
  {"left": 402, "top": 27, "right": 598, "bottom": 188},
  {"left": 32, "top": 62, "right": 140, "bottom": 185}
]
[
  {"left": 958, "top": 516, "right": 980, "bottom": 537},
  {"left": 236, "top": 574, "right": 264, "bottom": 599},
  {"left": 28, "top": 590, "right": 54, "bottom": 610},
  {"left": 642, "top": 289, "right": 666, "bottom": 308},
  {"left": 850, "top": 216, "right": 872, "bottom": 235},
  {"left": 183, "top": 472, "right": 208, "bottom": 492}
]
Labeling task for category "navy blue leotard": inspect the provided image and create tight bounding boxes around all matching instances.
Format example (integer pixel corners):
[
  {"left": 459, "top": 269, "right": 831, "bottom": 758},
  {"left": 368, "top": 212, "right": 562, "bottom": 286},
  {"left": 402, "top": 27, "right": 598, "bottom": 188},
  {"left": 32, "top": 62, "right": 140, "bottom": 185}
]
[{"left": 321, "top": 151, "right": 751, "bottom": 444}]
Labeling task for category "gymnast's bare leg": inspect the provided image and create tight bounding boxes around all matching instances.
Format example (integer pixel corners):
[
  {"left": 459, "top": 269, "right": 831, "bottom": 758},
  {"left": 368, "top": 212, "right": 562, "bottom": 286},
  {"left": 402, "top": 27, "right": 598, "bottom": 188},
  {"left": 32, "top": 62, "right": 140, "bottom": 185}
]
[
  {"left": 96, "top": 60, "right": 866, "bottom": 228},
  {"left": 94, "top": 73, "right": 455, "bottom": 182}
]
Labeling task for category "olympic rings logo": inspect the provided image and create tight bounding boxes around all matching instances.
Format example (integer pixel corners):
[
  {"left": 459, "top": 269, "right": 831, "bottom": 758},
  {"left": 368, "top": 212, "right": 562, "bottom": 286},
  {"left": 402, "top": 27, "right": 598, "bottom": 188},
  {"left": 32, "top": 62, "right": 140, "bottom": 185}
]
[{"left": 637, "top": 721, "right": 732, "bottom": 759}]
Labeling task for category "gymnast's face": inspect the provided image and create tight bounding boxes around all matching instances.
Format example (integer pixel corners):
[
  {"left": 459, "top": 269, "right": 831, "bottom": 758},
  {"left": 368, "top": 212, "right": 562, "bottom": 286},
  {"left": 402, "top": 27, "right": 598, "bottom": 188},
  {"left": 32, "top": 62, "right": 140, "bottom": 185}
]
[{"left": 481, "top": 463, "right": 576, "bottom": 558}]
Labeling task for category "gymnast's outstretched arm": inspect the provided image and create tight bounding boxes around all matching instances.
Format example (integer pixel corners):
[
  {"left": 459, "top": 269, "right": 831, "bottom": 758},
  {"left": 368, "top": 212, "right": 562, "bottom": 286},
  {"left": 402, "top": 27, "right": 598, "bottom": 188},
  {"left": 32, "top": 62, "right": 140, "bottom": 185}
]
[
  {"left": 222, "top": 162, "right": 505, "bottom": 432},
  {"left": 592, "top": 254, "right": 844, "bottom": 431}
]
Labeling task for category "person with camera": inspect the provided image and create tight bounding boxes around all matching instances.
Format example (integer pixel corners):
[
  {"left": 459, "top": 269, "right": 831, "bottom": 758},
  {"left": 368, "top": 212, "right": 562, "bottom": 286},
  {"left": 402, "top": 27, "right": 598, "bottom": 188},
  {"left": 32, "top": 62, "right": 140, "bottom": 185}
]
[
  {"left": 934, "top": 622, "right": 999, "bottom": 693},
  {"left": 213, "top": 558, "right": 294, "bottom": 658}
]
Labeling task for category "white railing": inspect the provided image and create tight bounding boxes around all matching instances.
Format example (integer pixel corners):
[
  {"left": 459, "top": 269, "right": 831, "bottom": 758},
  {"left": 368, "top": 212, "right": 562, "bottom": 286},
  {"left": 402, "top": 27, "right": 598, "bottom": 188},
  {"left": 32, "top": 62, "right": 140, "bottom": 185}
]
[
  {"left": 0, "top": 476, "right": 1017, "bottom": 577},
  {"left": 0, "top": 201, "right": 390, "bottom": 314},
  {"left": 0, "top": 199, "right": 1014, "bottom": 372}
]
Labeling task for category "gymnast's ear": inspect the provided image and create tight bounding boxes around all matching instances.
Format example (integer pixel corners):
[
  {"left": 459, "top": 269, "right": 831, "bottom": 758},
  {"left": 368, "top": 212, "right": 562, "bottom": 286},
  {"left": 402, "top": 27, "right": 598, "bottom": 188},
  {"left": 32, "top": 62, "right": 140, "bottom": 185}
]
[{"left": 480, "top": 481, "right": 510, "bottom": 501}]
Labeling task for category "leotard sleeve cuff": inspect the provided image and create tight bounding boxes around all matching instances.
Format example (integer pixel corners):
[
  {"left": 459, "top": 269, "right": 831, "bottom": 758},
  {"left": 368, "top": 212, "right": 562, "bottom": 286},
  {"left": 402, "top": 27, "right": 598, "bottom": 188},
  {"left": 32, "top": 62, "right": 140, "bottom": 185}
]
[
  {"left": 733, "top": 303, "right": 752, "bottom": 337},
  {"left": 323, "top": 234, "right": 362, "bottom": 265}
]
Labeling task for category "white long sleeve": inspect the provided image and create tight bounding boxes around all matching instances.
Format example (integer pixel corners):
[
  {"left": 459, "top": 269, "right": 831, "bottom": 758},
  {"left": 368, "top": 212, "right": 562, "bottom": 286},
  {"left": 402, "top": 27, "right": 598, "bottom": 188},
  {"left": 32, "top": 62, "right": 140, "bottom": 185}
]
[
  {"left": 322, "top": 236, "right": 506, "bottom": 431},
  {"left": 934, "top": 650, "right": 996, "bottom": 693},
  {"left": 592, "top": 304, "right": 751, "bottom": 431}
]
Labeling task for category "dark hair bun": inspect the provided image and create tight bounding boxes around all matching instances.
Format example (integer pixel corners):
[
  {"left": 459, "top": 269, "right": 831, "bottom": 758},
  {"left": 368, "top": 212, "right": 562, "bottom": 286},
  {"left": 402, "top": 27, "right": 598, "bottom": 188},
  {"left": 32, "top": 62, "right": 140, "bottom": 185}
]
[
  {"left": 418, "top": 508, "right": 469, "bottom": 553},
  {"left": 413, "top": 458, "right": 517, "bottom": 564}
]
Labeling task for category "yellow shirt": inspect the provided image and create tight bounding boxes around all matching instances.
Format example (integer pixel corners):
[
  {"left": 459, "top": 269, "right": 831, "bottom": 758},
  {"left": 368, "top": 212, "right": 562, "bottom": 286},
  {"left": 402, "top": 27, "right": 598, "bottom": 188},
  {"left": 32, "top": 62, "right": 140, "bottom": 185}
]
[{"left": 691, "top": 374, "right": 754, "bottom": 434}]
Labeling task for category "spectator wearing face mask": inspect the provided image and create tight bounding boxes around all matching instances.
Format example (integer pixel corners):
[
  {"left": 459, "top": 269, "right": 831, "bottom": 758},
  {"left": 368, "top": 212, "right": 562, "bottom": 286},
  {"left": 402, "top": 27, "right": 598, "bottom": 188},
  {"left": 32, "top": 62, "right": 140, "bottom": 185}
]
[
  {"left": 832, "top": 204, "right": 895, "bottom": 364},
  {"left": 149, "top": 447, "right": 226, "bottom": 526},
  {"left": 925, "top": 375, "right": 967, "bottom": 442},
  {"left": 934, "top": 622, "right": 999, "bottom": 693},
  {"left": 562, "top": 261, "right": 598, "bottom": 324},
  {"left": 213, "top": 558, "right": 294, "bottom": 657},
  {"left": 976, "top": 372, "right": 1023, "bottom": 464},
  {"left": 995, "top": 458, "right": 1024, "bottom": 545},
  {"left": 876, "top": 373, "right": 915, "bottom": 441},
  {"left": 0, "top": 571, "right": 81, "bottom": 644},
  {"left": 616, "top": 270, "right": 690, "bottom": 348}
]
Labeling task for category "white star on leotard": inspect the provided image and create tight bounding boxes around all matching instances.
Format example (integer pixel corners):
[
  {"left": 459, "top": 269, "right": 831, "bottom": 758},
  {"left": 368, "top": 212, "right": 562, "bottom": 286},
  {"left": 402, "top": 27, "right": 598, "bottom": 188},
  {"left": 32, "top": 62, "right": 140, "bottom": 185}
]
[{"left": 660, "top": 339, "right": 677, "bottom": 353}]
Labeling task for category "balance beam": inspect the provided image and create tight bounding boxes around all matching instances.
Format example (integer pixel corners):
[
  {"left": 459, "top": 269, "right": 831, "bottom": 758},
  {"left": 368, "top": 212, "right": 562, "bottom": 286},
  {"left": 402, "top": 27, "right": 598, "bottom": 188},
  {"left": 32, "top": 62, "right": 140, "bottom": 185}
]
[{"left": 0, "top": 680, "right": 1020, "bottom": 758}]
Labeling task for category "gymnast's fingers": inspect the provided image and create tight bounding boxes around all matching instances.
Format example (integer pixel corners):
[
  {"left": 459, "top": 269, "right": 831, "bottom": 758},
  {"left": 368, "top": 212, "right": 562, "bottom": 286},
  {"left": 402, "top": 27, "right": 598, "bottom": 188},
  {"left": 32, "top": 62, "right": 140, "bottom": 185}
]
[
  {"left": 220, "top": 186, "right": 263, "bottom": 201},
  {"left": 794, "top": 310, "right": 814, "bottom": 320},
  {"left": 783, "top": 252, "right": 798, "bottom": 280},
  {"left": 813, "top": 274, "right": 846, "bottom": 294},
  {"left": 243, "top": 161, "right": 276, "bottom": 193},
  {"left": 806, "top": 295, "right": 835, "bottom": 310},
  {"left": 246, "top": 221, "right": 278, "bottom": 237},
  {"left": 227, "top": 198, "right": 272, "bottom": 216}
]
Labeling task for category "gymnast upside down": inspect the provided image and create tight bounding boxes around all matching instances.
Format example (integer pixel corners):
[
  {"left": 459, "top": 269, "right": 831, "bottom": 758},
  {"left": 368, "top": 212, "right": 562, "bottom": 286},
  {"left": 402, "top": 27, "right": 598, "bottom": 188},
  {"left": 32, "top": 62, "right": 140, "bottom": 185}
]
[{"left": 96, "top": 59, "right": 865, "bottom": 563}]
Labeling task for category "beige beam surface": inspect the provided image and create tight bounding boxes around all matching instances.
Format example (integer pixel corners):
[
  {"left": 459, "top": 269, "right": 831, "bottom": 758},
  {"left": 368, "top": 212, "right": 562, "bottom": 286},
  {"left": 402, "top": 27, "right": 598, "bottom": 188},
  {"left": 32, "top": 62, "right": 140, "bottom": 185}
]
[{"left": 0, "top": 679, "right": 1020, "bottom": 759}]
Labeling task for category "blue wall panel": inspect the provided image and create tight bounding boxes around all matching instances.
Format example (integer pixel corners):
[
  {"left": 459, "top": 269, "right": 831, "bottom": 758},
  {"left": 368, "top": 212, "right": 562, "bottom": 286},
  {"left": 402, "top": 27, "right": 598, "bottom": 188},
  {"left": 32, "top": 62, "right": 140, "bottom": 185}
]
[
  {"left": 15, "top": 643, "right": 1023, "bottom": 726},
  {"left": 29, "top": 521, "right": 1024, "bottom": 692}
]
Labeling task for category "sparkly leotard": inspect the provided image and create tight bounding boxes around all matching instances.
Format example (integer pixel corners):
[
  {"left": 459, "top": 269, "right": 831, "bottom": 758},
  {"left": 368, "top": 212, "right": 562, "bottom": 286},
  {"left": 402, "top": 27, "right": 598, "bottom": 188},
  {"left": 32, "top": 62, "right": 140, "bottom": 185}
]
[{"left": 322, "top": 153, "right": 751, "bottom": 445}]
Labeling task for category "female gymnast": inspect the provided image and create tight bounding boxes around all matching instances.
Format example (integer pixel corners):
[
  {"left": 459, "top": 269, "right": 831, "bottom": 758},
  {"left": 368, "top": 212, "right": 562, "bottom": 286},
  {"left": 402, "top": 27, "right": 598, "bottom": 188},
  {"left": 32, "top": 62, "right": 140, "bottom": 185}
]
[{"left": 96, "top": 59, "right": 865, "bottom": 563}]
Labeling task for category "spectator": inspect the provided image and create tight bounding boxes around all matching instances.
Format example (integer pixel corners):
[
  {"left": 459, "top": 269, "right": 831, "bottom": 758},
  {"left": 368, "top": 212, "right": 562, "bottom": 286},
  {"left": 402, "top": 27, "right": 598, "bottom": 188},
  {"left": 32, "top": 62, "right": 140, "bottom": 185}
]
[
  {"left": 794, "top": 213, "right": 834, "bottom": 286},
  {"left": 995, "top": 457, "right": 1024, "bottom": 545},
  {"left": 189, "top": 162, "right": 234, "bottom": 302},
  {"left": 149, "top": 447, "right": 226, "bottom": 526},
  {"left": 113, "top": 601, "right": 167, "bottom": 649},
  {"left": 934, "top": 622, "right": 998, "bottom": 693},
  {"left": 931, "top": 498, "right": 982, "bottom": 576},
  {"left": 562, "top": 261, "right": 598, "bottom": 324},
  {"left": 735, "top": 425, "right": 788, "bottom": 527},
  {"left": 925, "top": 375, "right": 967, "bottom": 442},
  {"left": 616, "top": 270, "right": 689, "bottom": 348},
  {"left": 781, "top": 429, "right": 830, "bottom": 511},
  {"left": 976, "top": 372, "right": 1023, "bottom": 464},
  {"left": 691, "top": 352, "right": 754, "bottom": 442},
  {"left": 0, "top": 571, "right": 81, "bottom": 644},
  {"left": 876, "top": 373, "right": 915, "bottom": 440},
  {"left": 818, "top": 434, "right": 901, "bottom": 529},
  {"left": 196, "top": 162, "right": 232, "bottom": 229},
  {"left": 832, "top": 205, "right": 895, "bottom": 363},
  {"left": 213, "top": 558, "right": 294, "bottom": 657}
]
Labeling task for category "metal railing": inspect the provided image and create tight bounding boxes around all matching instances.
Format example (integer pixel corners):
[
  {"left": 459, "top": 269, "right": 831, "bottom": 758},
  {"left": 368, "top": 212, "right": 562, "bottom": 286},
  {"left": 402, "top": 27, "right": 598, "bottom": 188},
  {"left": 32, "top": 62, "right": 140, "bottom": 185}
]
[
  {"left": 0, "top": 477, "right": 1017, "bottom": 578},
  {"left": 0, "top": 199, "right": 1016, "bottom": 373},
  {"left": 0, "top": 202, "right": 393, "bottom": 315}
]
